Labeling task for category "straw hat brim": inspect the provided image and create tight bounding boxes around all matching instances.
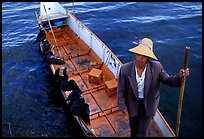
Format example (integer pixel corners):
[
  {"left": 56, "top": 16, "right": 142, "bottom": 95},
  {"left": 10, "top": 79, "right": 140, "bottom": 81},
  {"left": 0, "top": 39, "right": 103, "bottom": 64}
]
[{"left": 129, "top": 44, "right": 158, "bottom": 60}]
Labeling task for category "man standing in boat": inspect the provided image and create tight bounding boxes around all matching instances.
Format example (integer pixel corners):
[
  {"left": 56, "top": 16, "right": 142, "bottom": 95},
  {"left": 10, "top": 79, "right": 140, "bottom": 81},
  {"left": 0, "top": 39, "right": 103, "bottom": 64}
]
[{"left": 117, "top": 38, "right": 189, "bottom": 137}]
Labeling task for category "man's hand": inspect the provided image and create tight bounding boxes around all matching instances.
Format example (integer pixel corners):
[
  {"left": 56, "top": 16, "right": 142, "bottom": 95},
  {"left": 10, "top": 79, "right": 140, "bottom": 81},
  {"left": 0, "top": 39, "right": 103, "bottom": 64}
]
[{"left": 179, "top": 68, "right": 190, "bottom": 78}]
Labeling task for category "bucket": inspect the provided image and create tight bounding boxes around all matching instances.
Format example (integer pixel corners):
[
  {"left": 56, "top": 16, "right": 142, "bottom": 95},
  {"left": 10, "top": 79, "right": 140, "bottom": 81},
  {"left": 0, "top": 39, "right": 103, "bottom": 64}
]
[{"left": 52, "top": 19, "right": 64, "bottom": 26}]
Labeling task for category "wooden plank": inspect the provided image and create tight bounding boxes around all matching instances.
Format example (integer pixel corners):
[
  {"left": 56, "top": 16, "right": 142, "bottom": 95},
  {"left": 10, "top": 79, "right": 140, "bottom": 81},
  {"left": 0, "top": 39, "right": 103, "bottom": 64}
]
[
  {"left": 107, "top": 111, "right": 130, "bottom": 136},
  {"left": 68, "top": 74, "right": 88, "bottom": 91},
  {"left": 89, "top": 116, "right": 115, "bottom": 137},
  {"left": 83, "top": 93, "right": 101, "bottom": 116}
]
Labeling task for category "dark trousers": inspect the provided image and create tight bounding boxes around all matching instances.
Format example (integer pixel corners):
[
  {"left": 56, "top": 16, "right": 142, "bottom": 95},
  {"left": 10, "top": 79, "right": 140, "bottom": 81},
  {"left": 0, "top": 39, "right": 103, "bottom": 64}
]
[{"left": 129, "top": 99, "right": 152, "bottom": 137}]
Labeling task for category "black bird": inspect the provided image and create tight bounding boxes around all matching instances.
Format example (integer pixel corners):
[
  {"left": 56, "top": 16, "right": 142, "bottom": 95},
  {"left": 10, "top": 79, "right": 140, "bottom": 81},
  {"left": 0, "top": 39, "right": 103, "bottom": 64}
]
[
  {"left": 42, "top": 51, "right": 65, "bottom": 65},
  {"left": 39, "top": 40, "right": 51, "bottom": 55},
  {"left": 54, "top": 68, "right": 90, "bottom": 124},
  {"left": 33, "top": 28, "right": 46, "bottom": 44},
  {"left": 67, "top": 90, "right": 90, "bottom": 125},
  {"left": 54, "top": 67, "right": 79, "bottom": 91}
]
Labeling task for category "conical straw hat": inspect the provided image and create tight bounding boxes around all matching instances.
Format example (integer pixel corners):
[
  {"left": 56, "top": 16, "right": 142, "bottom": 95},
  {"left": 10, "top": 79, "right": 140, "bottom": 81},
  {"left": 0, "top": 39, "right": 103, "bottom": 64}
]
[{"left": 129, "top": 38, "right": 158, "bottom": 60}]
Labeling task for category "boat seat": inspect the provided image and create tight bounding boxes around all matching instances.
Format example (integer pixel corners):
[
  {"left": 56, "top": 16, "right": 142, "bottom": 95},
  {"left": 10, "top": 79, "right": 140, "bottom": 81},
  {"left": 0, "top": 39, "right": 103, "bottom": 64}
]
[
  {"left": 104, "top": 79, "right": 118, "bottom": 97},
  {"left": 88, "top": 68, "right": 103, "bottom": 85}
]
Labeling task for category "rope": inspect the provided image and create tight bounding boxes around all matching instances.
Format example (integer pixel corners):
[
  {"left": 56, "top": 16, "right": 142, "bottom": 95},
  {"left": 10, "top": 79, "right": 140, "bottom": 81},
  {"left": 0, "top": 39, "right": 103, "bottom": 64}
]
[{"left": 3, "top": 122, "right": 13, "bottom": 137}]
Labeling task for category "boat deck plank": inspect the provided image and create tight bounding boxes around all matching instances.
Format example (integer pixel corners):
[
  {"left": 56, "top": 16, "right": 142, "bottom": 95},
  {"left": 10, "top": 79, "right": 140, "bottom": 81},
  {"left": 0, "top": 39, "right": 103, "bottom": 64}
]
[
  {"left": 83, "top": 93, "right": 101, "bottom": 116},
  {"left": 89, "top": 116, "right": 115, "bottom": 137},
  {"left": 68, "top": 74, "right": 88, "bottom": 91},
  {"left": 71, "top": 55, "right": 92, "bottom": 71},
  {"left": 107, "top": 111, "right": 130, "bottom": 133},
  {"left": 53, "top": 46, "right": 69, "bottom": 60},
  {"left": 91, "top": 89, "right": 118, "bottom": 111}
]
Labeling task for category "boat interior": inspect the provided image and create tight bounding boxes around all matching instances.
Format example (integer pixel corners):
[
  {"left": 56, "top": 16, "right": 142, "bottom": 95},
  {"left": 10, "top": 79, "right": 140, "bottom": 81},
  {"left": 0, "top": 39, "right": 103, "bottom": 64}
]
[{"left": 45, "top": 25, "right": 164, "bottom": 137}]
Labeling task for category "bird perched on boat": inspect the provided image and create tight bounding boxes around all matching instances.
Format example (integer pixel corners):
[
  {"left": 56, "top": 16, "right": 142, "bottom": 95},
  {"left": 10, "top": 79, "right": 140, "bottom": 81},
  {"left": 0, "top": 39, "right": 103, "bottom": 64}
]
[
  {"left": 54, "top": 67, "right": 90, "bottom": 124},
  {"left": 54, "top": 67, "right": 68, "bottom": 87},
  {"left": 42, "top": 48, "right": 65, "bottom": 65},
  {"left": 66, "top": 90, "right": 90, "bottom": 125},
  {"left": 33, "top": 28, "right": 46, "bottom": 44},
  {"left": 34, "top": 27, "right": 65, "bottom": 65},
  {"left": 54, "top": 67, "right": 79, "bottom": 91},
  {"left": 39, "top": 40, "right": 51, "bottom": 55},
  {"left": 38, "top": 40, "right": 65, "bottom": 65}
]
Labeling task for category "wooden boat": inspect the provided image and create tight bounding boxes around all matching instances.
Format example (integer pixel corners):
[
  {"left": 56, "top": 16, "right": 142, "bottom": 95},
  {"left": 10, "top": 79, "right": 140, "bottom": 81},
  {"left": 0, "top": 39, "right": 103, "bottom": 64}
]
[{"left": 34, "top": 2, "right": 176, "bottom": 137}]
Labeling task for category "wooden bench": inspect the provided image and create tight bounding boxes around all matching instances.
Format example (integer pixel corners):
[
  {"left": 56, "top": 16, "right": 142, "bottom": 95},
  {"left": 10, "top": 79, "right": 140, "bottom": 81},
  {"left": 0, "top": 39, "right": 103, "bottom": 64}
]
[
  {"left": 88, "top": 68, "right": 103, "bottom": 85},
  {"left": 104, "top": 79, "right": 118, "bottom": 97}
]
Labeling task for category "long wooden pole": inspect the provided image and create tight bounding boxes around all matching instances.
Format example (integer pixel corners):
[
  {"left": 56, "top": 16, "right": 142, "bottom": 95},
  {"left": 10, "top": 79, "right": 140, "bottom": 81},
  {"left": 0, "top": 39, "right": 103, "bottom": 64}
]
[
  {"left": 72, "top": 2, "right": 75, "bottom": 15},
  {"left": 176, "top": 46, "right": 190, "bottom": 137},
  {"left": 34, "top": 6, "right": 41, "bottom": 28},
  {"left": 43, "top": 4, "right": 62, "bottom": 57}
]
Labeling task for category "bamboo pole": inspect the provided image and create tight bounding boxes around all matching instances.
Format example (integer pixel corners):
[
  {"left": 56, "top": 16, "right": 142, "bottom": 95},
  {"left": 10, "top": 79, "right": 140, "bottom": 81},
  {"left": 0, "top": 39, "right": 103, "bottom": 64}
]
[
  {"left": 43, "top": 4, "right": 62, "bottom": 57},
  {"left": 72, "top": 2, "right": 75, "bottom": 15},
  {"left": 34, "top": 6, "right": 41, "bottom": 28},
  {"left": 176, "top": 46, "right": 190, "bottom": 137}
]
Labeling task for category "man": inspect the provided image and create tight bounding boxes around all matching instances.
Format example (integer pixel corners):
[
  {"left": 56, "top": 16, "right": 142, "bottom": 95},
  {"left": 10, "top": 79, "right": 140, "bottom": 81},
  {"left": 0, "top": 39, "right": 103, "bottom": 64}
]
[{"left": 117, "top": 38, "right": 189, "bottom": 137}]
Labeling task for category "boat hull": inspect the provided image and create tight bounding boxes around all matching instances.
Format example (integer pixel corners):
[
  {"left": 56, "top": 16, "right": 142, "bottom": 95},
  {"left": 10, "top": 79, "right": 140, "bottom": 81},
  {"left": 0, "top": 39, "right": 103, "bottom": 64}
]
[{"left": 35, "top": 2, "right": 175, "bottom": 137}]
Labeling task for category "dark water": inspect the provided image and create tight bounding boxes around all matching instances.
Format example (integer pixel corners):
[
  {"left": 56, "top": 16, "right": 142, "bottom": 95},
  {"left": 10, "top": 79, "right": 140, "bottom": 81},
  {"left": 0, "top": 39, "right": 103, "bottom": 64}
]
[{"left": 2, "top": 2, "right": 202, "bottom": 137}]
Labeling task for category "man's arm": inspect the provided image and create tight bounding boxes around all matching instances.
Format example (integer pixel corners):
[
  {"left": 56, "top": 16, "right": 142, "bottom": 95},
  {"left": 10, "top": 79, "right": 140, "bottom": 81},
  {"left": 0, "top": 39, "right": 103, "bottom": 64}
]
[
  {"left": 117, "top": 66, "right": 128, "bottom": 111},
  {"left": 159, "top": 64, "right": 189, "bottom": 87}
]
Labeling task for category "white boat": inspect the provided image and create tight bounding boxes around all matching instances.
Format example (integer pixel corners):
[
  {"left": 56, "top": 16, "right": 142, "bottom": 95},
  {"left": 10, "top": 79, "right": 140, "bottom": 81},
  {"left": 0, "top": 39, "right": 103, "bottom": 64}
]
[{"left": 34, "top": 2, "right": 176, "bottom": 137}]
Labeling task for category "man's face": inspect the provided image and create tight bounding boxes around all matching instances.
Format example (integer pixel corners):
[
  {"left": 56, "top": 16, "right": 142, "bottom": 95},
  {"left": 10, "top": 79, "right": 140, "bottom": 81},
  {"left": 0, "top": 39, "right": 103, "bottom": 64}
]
[{"left": 136, "top": 54, "right": 149, "bottom": 68}]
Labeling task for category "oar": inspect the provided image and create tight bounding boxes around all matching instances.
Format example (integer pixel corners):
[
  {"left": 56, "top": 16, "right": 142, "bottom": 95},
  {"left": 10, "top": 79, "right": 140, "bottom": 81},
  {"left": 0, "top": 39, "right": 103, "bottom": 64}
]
[
  {"left": 175, "top": 46, "right": 190, "bottom": 137},
  {"left": 43, "top": 4, "right": 62, "bottom": 57}
]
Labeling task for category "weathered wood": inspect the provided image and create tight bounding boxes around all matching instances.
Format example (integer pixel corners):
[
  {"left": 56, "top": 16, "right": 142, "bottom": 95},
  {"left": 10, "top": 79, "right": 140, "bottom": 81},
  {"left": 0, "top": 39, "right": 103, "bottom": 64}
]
[{"left": 176, "top": 47, "right": 190, "bottom": 137}]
